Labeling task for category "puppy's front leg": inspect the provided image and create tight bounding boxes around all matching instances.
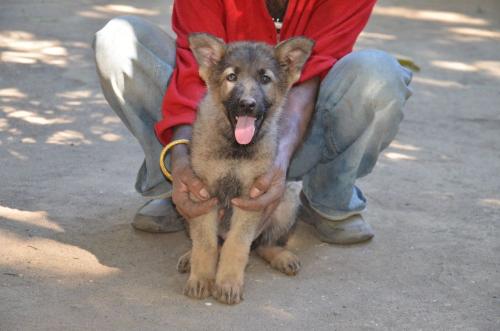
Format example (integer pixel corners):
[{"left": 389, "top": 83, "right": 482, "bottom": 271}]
[
  {"left": 213, "top": 207, "right": 261, "bottom": 304},
  {"left": 184, "top": 208, "right": 218, "bottom": 299}
]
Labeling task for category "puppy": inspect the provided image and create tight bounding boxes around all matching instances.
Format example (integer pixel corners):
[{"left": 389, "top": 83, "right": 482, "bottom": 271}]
[{"left": 177, "top": 33, "right": 314, "bottom": 304}]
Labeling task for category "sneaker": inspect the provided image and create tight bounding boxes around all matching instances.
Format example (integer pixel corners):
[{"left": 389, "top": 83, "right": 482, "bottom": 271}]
[
  {"left": 132, "top": 198, "right": 185, "bottom": 233},
  {"left": 298, "top": 191, "right": 374, "bottom": 244}
]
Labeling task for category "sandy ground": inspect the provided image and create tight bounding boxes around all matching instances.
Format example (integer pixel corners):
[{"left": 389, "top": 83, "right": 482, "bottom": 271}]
[{"left": 1, "top": 0, "right": 499, "bottom": 330}]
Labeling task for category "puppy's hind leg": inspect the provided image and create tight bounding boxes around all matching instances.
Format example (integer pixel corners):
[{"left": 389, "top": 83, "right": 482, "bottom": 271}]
[
  {"left": 184, "top": 209, "right": 218, "bottom": 299},
  {"left": 256, "top": 245, "right": 301, "bottom": 276},
  {"left": 257, "top": 182, "right": 301, "bottom": 276}
]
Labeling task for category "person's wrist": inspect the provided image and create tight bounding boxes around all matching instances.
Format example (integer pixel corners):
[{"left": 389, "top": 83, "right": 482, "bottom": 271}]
[
  {"left": 170, "top": 124, "right": 192, "bottom": 173},
  {"left": 171, "top": 145, "right": 190, "bottom": 173}
]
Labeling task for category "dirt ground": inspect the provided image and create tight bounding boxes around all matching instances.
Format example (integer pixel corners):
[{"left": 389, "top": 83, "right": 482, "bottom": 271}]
[{"left": 1, "top": 0, "right": 499, "bottom": 330}]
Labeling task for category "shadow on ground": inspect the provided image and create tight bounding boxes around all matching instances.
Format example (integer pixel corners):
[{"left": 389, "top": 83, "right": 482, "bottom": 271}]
[{"left": 1, "top": 0, "right": 499, "bottom": 330}]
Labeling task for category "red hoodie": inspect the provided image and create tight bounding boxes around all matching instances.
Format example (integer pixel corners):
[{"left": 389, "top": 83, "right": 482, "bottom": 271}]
[{"left": 155, "top": 0, "right": 376, "bottom": 145}]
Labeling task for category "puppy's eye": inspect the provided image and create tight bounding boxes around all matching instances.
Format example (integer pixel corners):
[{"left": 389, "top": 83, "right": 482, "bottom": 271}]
[
  {"left": 226, "top": 73, "right": 237, "bottom": 82},
  {"left": 260, "top": 74, "right": 271, "bottom": 84}
]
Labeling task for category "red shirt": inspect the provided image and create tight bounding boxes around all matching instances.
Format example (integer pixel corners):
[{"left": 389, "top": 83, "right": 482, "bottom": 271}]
[{"left": 155, "top": 0, "right": 376, "bottom": 145}]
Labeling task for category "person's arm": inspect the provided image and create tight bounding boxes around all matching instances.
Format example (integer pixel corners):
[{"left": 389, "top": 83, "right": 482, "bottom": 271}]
[
  {"left": 155, "top": 0, "right": 226, "bottom": 145},
  {"left": 275, "top": 77, "right": 320, "bottom": 170},
  {"left": 233, "top": 0, "right": 376, "bottom": 214},
  {"left": 161, "top": 1, "right": 226, "bottom": 219},
  {"left": 170, "top": 125, "right": 218, "bottom": 219}
]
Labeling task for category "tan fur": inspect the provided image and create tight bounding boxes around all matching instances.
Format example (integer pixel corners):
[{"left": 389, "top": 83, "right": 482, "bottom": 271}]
[
  {"left": 179, "top": 34, "right": 313, "bottom": 304},
  {"left": 256, "top": 246, "right": 301, "bottom": 276},
  {"left": 182, "top": 209, "right": 218, "bottom": 299}
]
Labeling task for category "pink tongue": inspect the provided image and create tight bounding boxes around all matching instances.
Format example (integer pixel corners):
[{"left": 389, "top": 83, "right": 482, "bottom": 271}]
[{"left": 234, "top": 116, "right": 256, "bottom": 145}]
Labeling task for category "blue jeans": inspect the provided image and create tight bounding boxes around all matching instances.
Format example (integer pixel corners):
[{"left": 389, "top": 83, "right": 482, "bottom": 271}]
[{"left": 94, "top": 16, "right": 412, "bottom": 221}]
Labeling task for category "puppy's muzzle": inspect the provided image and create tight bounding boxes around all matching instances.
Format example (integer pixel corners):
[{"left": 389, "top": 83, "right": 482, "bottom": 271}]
[{"left": 238, "top": 97, "right": 256, "bottom": 114}]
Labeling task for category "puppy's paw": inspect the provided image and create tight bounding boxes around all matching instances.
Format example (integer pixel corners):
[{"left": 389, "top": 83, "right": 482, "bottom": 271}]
[
  {"left": 212, "top": 279, "right": 243, "bottom": 305},
  {"left": 183, "top": 276, "right": 214, "bottom": 299},
  {"left": 177, "top": 251, "right": 191, "bottom": 273},
  {"left": 270, "top": 250, "right": 301, "bottom": 276}
]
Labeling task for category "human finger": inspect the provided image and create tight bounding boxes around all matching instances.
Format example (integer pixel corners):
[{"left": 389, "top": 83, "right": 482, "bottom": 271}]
[
  {"left": 177, "top": 197, "right": 218, "bottom": 219},
  {"left": 178, "top": 168, "right": 210, "bottom": 200},
  {"left": 249, "top": 170, "right": 275, "bottom": 198},
  {"left": 185, "top": 175, "right": 210, "bottom": 200},
  {"left": 231, "top": 186, "right": 281, "bottom": 211}
]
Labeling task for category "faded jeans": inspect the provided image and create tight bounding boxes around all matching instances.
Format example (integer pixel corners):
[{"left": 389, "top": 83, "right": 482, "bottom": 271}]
[{"left": 93, "top": 16, "right": 412, "bottom": 221}]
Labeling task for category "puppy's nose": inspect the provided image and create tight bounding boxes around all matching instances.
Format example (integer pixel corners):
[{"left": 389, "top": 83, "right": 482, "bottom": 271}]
[{"left": 239, "top": 98, "right": 256, "bottom": 112}]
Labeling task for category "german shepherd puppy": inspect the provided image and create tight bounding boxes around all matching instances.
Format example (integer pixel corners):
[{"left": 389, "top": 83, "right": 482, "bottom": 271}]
[{"left": 177, "top": 33, "right": 314, "bottom": 304}]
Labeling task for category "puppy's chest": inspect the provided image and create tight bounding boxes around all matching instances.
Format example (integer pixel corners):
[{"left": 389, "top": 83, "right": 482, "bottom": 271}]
[
  {"left": 213, "top": 173, "right": 242, "bottom": 210},
  {"left": 212, "top": 172, "right": 244, "bottom": 235},
  {"left": 191, "top": 137, "right": 274, "bottom": 191},
  {"left": 193, "top": 157, "right": 259, "bottom": 197},
  {"left": 191, "top": 153, "right": 268, "bottom": 231}
]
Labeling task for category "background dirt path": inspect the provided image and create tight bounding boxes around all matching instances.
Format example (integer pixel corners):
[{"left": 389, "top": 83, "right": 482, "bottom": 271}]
[{"left": 1, "top": 1, "right": 499, "bottom": 330}]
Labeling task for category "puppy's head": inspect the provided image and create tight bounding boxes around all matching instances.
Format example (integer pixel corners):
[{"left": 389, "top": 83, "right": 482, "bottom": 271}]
[{"left": 189, "top": 33, "right": 314, "bottom": 145}]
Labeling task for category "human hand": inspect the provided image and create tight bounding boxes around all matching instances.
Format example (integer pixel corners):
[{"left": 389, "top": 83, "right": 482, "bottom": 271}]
[
  {"left": 171, "top": 153, "right": 217, "bottom": 220},
  {"left": 231, "top": 162, "right": 287, "bottom": 225}
]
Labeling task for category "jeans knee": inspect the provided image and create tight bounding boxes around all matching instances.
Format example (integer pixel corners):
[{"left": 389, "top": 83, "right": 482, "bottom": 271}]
[
  {"left": 343, "top": 50, "right": 406, "bottom": 81},
  {"left": 323, "top": 49, "right": 412, "bottom": 112},
  {"left": 94, "top": 16, "right": 141, "bottom": 77},
  {"left": 317, "top": 50, "right": 411, "bottom": 158},
  {"left": 95, "top": 16, "right": 140, "bottom": 41}
]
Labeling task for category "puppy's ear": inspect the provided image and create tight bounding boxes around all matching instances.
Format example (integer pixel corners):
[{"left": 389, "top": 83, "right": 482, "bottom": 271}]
[
  {"left": 189, "top": 33, "right": 226, "bottom": 81},
  {"left": 275, "top": 37, "right": 314, "bottom": 84}
]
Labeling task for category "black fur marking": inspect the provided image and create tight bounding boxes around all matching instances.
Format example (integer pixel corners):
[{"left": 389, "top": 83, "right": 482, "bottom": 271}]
[
  {"left": 217, "top": 80, "right": 274, "bottom": 159},
  {"left": 215, "top": 174, "right": 242, "bottom": 233},
  {"left": 223, "top": 82, "right": 269, "bottom": 123},
  {"left": 251, "top": 217, "right": 298, "bottom": 250}
]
